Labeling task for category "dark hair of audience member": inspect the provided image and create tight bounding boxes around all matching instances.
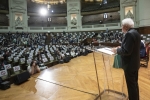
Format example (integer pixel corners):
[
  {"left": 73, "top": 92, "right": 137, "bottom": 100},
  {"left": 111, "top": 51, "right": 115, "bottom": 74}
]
[
  {"left": 140, "top": 36, "right": 143, "bottom": 40},
  {"left": 30, "top": 60, "right": 37, "bottom": 66}
]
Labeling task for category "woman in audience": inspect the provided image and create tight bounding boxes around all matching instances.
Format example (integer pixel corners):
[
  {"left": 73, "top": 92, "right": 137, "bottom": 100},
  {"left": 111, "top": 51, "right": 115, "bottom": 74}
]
[
  {"left": 140, "top": 36, "right": 146, "bottom": 57},
  {"left": 145, "top": 42, "right": 150, "bottom": 55},
  {"left": 27, "top": 60, "right": 40, "bottom": 75}
]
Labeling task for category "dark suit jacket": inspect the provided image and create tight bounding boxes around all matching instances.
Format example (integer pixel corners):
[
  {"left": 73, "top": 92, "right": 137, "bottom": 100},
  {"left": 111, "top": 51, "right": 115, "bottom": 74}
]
[{"left": 117, "top": 28, "right": 141, "bottom": 71}]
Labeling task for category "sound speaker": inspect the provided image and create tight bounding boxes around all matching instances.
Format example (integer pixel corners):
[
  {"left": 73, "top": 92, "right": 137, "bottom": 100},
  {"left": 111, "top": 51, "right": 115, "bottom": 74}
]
[
  {"left": 14, "top": 71, "right": 30, "bottom": 85},
  {"left": 64, "top": 57, "right": 70, "bottom": 63},
  {"left": 59, "top": 59, "right": 64, "bottom": 64},
  {"left": 0, "top": 81, "right": 10, "bottom": 90}
]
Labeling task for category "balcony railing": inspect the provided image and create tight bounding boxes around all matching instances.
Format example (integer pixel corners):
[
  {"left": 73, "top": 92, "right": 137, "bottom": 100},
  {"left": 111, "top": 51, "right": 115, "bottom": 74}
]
[{"left": 0, "top": 23, "right": 121, "bottom": 33}]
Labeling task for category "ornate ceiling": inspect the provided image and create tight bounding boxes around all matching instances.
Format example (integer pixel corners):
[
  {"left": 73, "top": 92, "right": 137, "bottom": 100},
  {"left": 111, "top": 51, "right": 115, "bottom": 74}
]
[{"left": 0, "top": 0, "right": 120, "bottom": 15}]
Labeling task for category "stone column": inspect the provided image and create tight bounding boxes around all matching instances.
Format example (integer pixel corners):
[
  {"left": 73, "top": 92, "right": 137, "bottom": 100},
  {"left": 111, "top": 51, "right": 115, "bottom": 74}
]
[
  {"left": 67, "top": 0, "right": 82, "bottom": 30},
  {"left": 8, "top": 0, "right": 28, "bottom": 32},
  {"left": 120, "top": 0, "right": 138, "bottom": 27}
]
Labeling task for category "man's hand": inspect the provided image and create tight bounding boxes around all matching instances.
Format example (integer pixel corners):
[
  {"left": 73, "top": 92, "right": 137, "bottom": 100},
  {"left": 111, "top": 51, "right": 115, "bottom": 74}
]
[
  {"left": 112, "top": 47, "right": 117, "bottom": 54},
  {"left": 112, "top": 46, "right": 120, "bottom": 54},
  {"left": 117, "top": 46, "right": 121, "bottom": 48}
]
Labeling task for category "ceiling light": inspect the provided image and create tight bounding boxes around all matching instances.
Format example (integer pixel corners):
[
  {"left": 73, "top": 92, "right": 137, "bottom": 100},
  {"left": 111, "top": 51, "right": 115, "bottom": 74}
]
[{"left": 40, "top": 8, "right": 47, "bottom": 16}]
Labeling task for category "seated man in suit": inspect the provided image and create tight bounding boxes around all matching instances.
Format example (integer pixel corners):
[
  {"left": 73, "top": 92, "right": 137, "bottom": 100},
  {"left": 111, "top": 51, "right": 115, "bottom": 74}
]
[
  {"left": 0, "top": 59, "right": 5, "bottom": 71},
  {"left": 27, "top": 60, "right": 40, "bottom": 75},
  {"left": 3, "top": 50, "right": 11, "bottom": 65}
]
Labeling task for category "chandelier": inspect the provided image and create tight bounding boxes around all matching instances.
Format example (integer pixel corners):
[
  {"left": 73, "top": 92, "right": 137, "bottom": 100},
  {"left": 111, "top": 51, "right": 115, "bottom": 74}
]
[
  {"left": 32, "top": 0, "right": 66, "bottom": 10},
  {"left": 31, "top": 0, "right": 66, "bottom": 4}
]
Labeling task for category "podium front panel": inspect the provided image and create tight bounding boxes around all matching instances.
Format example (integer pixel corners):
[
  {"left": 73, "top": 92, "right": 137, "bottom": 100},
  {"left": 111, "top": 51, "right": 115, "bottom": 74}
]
[{"left": 93, "top": 50, "right": 128, "bottom": 100}]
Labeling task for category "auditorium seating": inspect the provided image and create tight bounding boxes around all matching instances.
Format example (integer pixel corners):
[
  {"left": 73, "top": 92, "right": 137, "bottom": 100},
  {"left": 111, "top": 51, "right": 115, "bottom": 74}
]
[
  {"left": 140, "top": 43, "right": 150, "bottom": 67},
  {"left": 140, "top": 34, "right": 150, "bottom": 43},
  {"left": 139, "top": 35, "right": 150, "bottom": 67},
  {"left": 0, "top": 31, "right": 150, "bottom": 85}
]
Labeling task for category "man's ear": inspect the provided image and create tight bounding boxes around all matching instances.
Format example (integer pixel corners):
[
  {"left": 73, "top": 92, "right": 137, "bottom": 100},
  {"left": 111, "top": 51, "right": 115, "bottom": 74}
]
[{"left": 125, "top": 25, "right": 129, "bottom": 31}]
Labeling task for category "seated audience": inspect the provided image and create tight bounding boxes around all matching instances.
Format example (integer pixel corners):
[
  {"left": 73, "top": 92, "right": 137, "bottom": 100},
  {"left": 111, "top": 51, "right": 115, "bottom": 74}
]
[
  {"left": 36, "top": 51, "right": 43, "bottom": 64},
  {"left": 92, "top": 38, "right": 98, "bottom": 43},
  {"left": 3, "top": 50, "right": 10, "bottom": 65},
  {"left": 0, "top": 59, "right": 4, "bottom": 71},
  {"left": 145, "top": 42, "right": 150, "bottom": 55},
  {"left": 140, "top": 36, "right": 146, "bottom": 57},
  {"left": 71, "top": 50, "right": 76, "bottom": 58},
  {"left": 27, "top": 60, "right": 40, "bottom": 75}
]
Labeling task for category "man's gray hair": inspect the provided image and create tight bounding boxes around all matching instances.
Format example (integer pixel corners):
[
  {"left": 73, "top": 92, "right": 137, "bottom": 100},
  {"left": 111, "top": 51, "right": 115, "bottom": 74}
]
[{"left": 122, "top": 18, "right": 134, "bottom": 28}]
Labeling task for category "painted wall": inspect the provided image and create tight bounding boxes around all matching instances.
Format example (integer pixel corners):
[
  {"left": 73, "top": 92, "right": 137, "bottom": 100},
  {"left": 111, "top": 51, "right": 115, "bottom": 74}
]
[
  {"left": 82, "top": 12, "right": 120, "bottom": 25},
  {"left": 138, "top": 0, "right": 150, "bottom": 27},
  {"left": 67, "top": 0, "right": 82, "bottom": 29},
  {"left": 8, "top": 0, "right": 28, "bottom": 31}
]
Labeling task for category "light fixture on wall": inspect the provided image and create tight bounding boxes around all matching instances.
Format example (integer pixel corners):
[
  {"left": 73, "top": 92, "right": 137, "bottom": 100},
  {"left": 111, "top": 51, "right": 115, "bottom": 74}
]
[{"left": 99, "top": 20, "right": 103, "bottom": 24}]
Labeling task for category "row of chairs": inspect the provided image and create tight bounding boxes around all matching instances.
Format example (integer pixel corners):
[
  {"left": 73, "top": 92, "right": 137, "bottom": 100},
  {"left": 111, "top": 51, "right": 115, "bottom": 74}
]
[
  {"left": 1, "top": 44, "right": 91, "bottom": 76},
  {"left": 50, "top": 32, "right": 95, "bottom": 44}
]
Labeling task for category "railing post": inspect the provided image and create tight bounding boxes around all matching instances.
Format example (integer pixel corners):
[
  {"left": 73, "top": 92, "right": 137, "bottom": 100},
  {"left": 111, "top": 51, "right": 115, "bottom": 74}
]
[
  {"left": 92, "top": 25, "right": 94, "bottom": 28},
  {"left": 118, "top": 23, "right": 121, "bottom": 27},
  {"left": 104, "top": 24, "right": 106, "bottom": 27}
]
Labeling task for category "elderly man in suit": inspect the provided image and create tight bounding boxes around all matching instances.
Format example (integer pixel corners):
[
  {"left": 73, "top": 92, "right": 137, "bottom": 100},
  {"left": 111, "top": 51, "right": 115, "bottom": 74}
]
[{"left": 112, "top": 18, "right": 140, "bottom": 100}]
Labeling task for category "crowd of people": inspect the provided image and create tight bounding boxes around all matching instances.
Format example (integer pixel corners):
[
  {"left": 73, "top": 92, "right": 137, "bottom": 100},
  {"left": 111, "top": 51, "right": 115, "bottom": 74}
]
[
  {"left": 0, "top": 31, "right": 124, "bottom": 48},
  {"left": 0, "top": 31, "right": 95, "bottom": 76},
  {"left": 0, "top": 30, "right": 148, "bottom": 76},
  {"left": 96, "top": 30, "right": 124, "bottom": 43},
  {"left": 0, "top": 32, "right": 46, "bottom": 47}
]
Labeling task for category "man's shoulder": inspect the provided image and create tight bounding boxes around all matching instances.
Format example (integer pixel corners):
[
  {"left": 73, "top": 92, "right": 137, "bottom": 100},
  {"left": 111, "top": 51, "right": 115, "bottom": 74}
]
[
  {"left": 127, "top": 28, "right": 140, "bottom": 42},
  {"left": 127, "top": 28, "right": 139, "bottom": 37}
]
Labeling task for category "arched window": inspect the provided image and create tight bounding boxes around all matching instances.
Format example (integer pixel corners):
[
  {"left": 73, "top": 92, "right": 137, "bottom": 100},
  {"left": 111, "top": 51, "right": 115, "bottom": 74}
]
[
  {"left": 104, "top": 13, "right": 108, "bottom": 18},
  {"left": 48, "top": 18, "right": 51, "bottom": 22}
]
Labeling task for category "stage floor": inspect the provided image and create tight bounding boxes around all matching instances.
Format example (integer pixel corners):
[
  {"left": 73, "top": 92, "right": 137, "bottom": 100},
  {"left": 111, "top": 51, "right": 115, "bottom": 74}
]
[{"left": 0, "top": 52, "right": 150, "bottom": 100}]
